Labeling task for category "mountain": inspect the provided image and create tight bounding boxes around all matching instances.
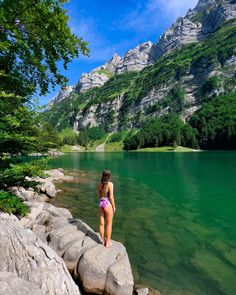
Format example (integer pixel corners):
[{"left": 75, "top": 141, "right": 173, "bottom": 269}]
[{"left": 43, "top": 0, "right": 236, "bottom": 149}]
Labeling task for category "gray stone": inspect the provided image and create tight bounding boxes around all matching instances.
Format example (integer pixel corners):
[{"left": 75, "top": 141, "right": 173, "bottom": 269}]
[
  {"left": 20, "top": 201, "right": 72, "bottom": 229},
  {"left": 49, "top": 86, "right": 74, "bottom": 107},
  {"left": 63, "top": 236, "right": 97, "bottom": 273},
  {"left": 8, "top": 186, "right": 40, "bottom": 201},
  {"left": 135, "top": 288, "right": 149, "bottom": 295},
  {"left": 105, "top": 254, "right": 134, "bottom": 295},
  {"left": 116, "top": 41, "right": 154, "bottom": 74},
  {"left": 78, "top": 241, "right": 133, "bottom": 294},
  {"left": 0, "top": 271, "right": 43, "bottom": 295},
  {"left": 0, "top": 214, "right": 81, "bottom": 295},
  {"left": 76, "top": 72, "right": 110, "bottom": 93},
  {"left": 40, "top": 181, "right": 57, "bottom": 197}
]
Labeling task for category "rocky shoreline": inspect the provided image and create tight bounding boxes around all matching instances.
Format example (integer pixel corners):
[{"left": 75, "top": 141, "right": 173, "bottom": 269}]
[{"left": 0, "top": 168, "right": 156, "bottom": 295}]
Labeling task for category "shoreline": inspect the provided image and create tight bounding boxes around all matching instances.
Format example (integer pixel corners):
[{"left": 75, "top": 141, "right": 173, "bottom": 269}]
[{"left": 3, "top": 168, "right": 159, "bottom": 295}]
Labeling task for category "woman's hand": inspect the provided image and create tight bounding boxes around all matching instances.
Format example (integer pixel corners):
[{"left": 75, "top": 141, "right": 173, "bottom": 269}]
[{"left": 113, "top": 207, "right": 116, "bottom": 213}]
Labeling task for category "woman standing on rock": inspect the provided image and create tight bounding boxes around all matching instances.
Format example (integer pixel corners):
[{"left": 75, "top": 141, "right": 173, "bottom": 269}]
[{"left": 98, "top": 170, "right": 116, "bottom": 247}]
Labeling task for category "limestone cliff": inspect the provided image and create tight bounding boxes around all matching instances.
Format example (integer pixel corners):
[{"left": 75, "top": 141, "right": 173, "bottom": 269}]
[{"left": 44, "top": 0, "right": 236, "bottom": 133}]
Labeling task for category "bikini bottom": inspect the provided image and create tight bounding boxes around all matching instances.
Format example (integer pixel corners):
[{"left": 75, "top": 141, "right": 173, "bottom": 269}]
[{"left": 98, "top": 197, "right": 110, "bottom": 209}]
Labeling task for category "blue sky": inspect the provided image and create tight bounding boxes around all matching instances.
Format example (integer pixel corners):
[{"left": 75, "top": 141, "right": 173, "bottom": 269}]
[{"left": 39, "top": 0, "right": 198, "bottom": 105}]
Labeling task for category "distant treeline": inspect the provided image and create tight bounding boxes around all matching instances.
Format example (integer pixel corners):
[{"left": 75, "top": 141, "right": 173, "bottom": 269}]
[{"left": 124, "top": 93, "right": 236, "bottom": 150}]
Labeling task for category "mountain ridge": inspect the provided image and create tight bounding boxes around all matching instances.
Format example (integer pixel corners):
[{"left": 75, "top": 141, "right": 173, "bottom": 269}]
[
  {"left": 44, "top": 0, "right": 236, "bottom": 150},
  {"left": 49, "top": 0, "right": 236, "bottom": 107}
]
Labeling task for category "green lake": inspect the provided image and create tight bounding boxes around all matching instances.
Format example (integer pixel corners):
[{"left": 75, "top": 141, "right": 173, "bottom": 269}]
[{"left": 48, "top": 152, "right": 236, "bottom": 295}]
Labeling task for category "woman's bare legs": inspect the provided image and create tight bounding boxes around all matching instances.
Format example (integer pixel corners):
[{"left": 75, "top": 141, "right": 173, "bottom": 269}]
[
  {"left": 99, "top": 208, "right": 105, "bottom": 244},
  {"left": 104, "top": 205, "right": 113, "bottom": 247}
]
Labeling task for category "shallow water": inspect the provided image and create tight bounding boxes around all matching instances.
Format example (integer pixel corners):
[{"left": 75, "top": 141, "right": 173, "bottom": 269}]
[{"left": 49, "top": 152, "right": 236, "bottom": 295}]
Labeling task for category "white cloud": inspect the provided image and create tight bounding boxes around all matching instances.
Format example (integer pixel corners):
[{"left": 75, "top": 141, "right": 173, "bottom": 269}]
[
  {"left": 159, "top": 0, "right": 199, "bottom": 18},
  {"left": 121, "top": 0, "right": 199, "bottom": 33},
  {"left": 69, "top": 17, "right": 138, "bottom": 63}
]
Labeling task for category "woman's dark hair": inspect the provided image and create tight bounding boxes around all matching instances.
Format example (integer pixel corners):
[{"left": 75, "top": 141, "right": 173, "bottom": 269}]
[{"left": 101, "top": 170, "right": 111, "bottom": 189}]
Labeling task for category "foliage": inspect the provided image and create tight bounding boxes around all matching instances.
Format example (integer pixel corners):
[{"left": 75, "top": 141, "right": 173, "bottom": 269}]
[
  {"left": 124, "top": 114, "right": 199, "bottom": 150},
  {"left": 201, "top": 76, "right": 221, "bottom": 96},
  {"left": 59, "top": 128, "right": 78, "bottom": 145},
  {"left": 77, "top": 127, "right": 106, "bottom": 147},
  {"left": 0, "top": 0, "right": 89, "bottom": 96},
  {"left": 190, "top": 12, "right": 204, "bottom": 24},
  {"left": 0, "top": 159, "right": 48, "bottom": 188},
  {"left": 45, "top": 20, "right": 236, "bottom": 137},
  {"left": 189, "top": 93, "right": 236, "bottom": 149},
  {"left": 36, "top": 122, "right": 62, "bottom": 151},
  {"left": 0, "top": 94, "right": 39, "bottom": 155},
  {"left": 0, "top": 190, "right": 29, "bottom": 216},
  {"left": 93, "top": 69, "right": 113, "bottom": 78},
  {"left": 108, "top": 132, "right": 123, "bottom": 143}
]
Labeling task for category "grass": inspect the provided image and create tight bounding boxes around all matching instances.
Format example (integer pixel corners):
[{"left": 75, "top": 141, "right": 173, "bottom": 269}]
[
  {"left": 133, "top": 146, "right": 199, "bottom": 152},
  {"left": 60, "top": 145, "right": 85, "bottom": 152},
  {"left": 105, "top": 141, "right": 124, "bottom": 151},
  {"left": 93, "top": 69, "right": 113, "bottom": 78}
]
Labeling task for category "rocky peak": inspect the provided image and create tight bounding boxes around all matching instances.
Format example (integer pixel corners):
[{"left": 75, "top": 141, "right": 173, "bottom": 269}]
[
  {"left": 75, "top": 72, "right": 110, "bottom": 93},
  {"left": 103, "top": 53, "right": 123, "bottom": 73},
  {"left": 74, "top": 41, "right": 153, "bottom": 94},
  {"left": 49, "top": 86, "right": 74, "bottom": 107},
  {"left": 116, "top": 41, "right": 154, "bottom": 74},
  {"left": 152, "top": 0, "right": 236, "bottom": 59}
]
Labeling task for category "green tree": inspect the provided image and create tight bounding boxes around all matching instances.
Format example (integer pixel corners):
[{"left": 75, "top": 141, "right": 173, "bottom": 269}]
[
  {"left": 0, "top": 0, "right": 89, "bottom": 96},
  {"left": 0, "top": 0, "right": 88, "bottom": 156}
]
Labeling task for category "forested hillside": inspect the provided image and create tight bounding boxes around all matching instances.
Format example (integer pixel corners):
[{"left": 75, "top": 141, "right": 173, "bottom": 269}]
[{"left": 43, "top": 15, "right": 236, "bottom": 150}]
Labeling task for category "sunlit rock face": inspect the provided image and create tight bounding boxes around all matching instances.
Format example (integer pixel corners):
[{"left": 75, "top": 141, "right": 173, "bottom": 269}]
[
  {"left": 152, "top": 0, "right": 236, "bottom": 59},
  {"left": 49, "top": 86, "right": 74, "bottom": 108}
]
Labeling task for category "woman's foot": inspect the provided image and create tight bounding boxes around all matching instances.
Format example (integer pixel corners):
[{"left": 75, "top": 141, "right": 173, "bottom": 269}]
[{"left": 105, "top": 240, "right": 112, "bottom": 248}]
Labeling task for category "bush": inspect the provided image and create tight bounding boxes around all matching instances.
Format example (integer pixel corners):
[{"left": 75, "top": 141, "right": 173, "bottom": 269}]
[
  {"left": 0, "top": 159, "right": 48, "bottom": 188},
  {"left": 0, "top": 190, "right": 29, "bottom": 216},
  {"left": 108, "top": 132, "right": 123, "bottom": 143}
]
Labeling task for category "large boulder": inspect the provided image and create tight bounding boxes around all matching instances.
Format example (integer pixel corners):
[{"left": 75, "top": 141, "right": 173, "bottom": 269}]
[
  {"left": 0, "top": 271, "right": 43, "bottom": 295},
  {"left": 78, "top": 242, "right": 133, "bottom": 295},
  {"left": 0, "top": 213, "right": 81, "bottom": 295},
  {"left": 20, "top": 201, "right": 72, "bottom": 231},
  {"left": 39, "top": 181, "right": 57, "bottom": 197},
  {"left": 33, "top": 215, "right": 134, "bottom": 295}
]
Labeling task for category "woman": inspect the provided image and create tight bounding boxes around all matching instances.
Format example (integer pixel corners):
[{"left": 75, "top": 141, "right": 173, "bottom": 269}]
[{"left": 98, "top": 170, "right": 116, "bottom": 247}]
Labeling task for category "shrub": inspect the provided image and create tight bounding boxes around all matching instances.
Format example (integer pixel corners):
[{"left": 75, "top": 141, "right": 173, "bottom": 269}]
[
  {"left": 0, "top": 159, "right": 48, "bottom": 188},
  {"left": 109, "top": 132, "right": 123, "bottom": 142},
  {"left": 0, "top": 190, "right": 29, "bottom": 216}
]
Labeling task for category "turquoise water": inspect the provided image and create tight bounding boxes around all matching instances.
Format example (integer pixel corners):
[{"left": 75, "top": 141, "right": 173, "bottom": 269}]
[{"left": 49, "top": 152, "right": 236, "bottom": 295}]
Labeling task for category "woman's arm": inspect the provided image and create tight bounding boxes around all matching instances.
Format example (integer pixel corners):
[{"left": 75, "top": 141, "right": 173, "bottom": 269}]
[{"left": 109, "top": 182, "right": 116, "bottom": 212}]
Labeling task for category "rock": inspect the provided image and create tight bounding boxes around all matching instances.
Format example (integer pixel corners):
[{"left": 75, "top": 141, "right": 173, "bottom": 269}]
[
  {"left": 20, "top": 201, "right": 72, "bottom": 229},
  {"left": 48, "top": 86, "right": 74, "bottom": 107},
  {"left": 8, "top": 186, "right": 41, "bottom": 201},
  {"left": 47, "top": 150, "right": 64, "bottom": 156},
  {"left": 116, "top": 41, "right": 154, "bottom": 74},
  {"left": 0, "top": 271, "right": 43, "bottom": 295},
  {"left": 0, "top": 214, "right": 81, "bottom": 295},
  {"left": 34, "top": 216, "right": 134, "bottom": 295},
  {"left": 152, "top": 0, "right": 236, "bottom": 60},
  {"left": 76, "top": 72, "right": 110, "bottom": 93},
  {"left": 44, "top": 169, "right": 74, "bottom": 181},
  {"left": 135, "top": 288, "right": 149, "bottom": 295},
  {"left": 105, "top": 254, "right": 134, "bottom": 295},
  {"left": 74, "top": 42, "right": 153, "bottom": 95},
  {"left": 78, "top": 241, "right": 133, "bottom": 294},
  {"left": 40, "top": 181, "right": 57, "bottom": 197},
  {"left": 63, "top": 236, "right": 97, "bottom": 274}
]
